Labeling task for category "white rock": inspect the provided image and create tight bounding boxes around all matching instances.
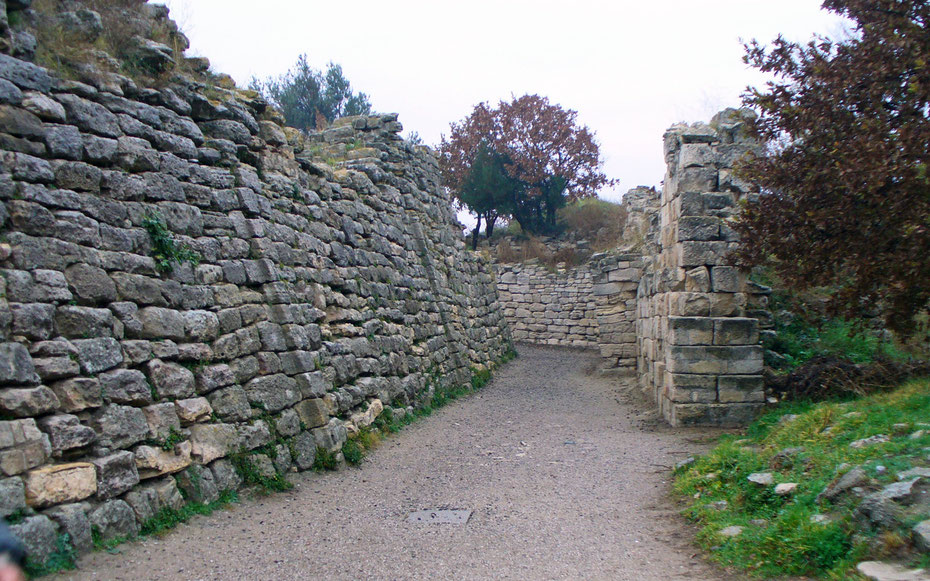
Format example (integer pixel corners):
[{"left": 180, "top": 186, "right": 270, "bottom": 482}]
[
  {"left": 856, "top": 561, "right": 930, "bottom": 581},
  {"left": 775, "top": 482, "right": 798, "bottom": 496},
  {"left": 718, "top": 526, "right": 744, "bottom": 537},
  {"left": 747, "top": 472, "right": 774, "bottom": 486}
]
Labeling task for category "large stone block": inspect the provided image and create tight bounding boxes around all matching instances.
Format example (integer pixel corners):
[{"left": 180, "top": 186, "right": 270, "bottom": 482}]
[
  {"left": 668, "top": 345, "right": 763, "bottom": 375},
  {"left": 92, "top": 450, "right": 140, "bottom": 499},
  {"left": 0, "top": 476, "right": 25, "bottom": 518},
  {"left": 667, "top": 317, "right": 713, "bottom": 346},
  {"left": 44, "top": 502, "right": 93, "bottom": 554},
  {"left": 89, "top": 499, "right": 139, "bottom": 542},
  {"left": 90, "top": 404, "right": 149, "bottom": 449},
  {"left": 99, "top": 368, "right": 152, "bottom": 406},
  {"left": 174, "top": 397, "right": 211, "bottom": 425},
  {"left": 189, "top": 423, "right": 237, "bottom": 464},
  {"left": 23, "top": 462, "right": 96, "bottom": 507},
  {"left": 137, "top": 307, "right": 186, "bottom": 340},
  {"left": 72, "top": 337, "right": 123, "bottom": 374},
  {"left": 295, "top": 398, "right": 329, "bottom": 429},
  {"left": 10, "top": 515, "right": 59, "bottom": 563},
  {"left": 0, "top": 385, "right": 59, "bottom": 417},
  {"left": 146, "top": 359, "right": 195, "bottom": 399},
  {"left": 713, "top": 318, "right": 759, "bottom": 346},
  {"left": 36, "top": 414, "right": 95, "bottom": 454},
  {"left": 718, "top": 375, "right": 765, "bottom": 403},
  {"left": 49, "top": 377, "right": 101, "bottom": 412},
  {"left": 207, "top": 385, "right": 251, "bottom": 422},
  {"left": 134, "top": 441, "right": 192, "bottom": 479},
  {"left": 667, "top": 402, "right": 762, "bottom": 427},
  {"left": 0, "top": 418, "right": 50, "bottom": 476},
  {"left": 141, "top": 402, "right": 180, "bottom": 440},
  {"left": 0, "top": 342, "right": 37, "bottom": 385},
  {"left": 245, "top": 373, "right": 300, "bottom": 413}
]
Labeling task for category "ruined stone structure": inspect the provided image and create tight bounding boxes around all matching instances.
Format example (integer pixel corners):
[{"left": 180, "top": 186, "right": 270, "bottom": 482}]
[
  {"left": 496, "top": 110, "right": 770, "bottom": 425},
  {"left": 0, "top": 4, "right": 511, "bottom": 559}
]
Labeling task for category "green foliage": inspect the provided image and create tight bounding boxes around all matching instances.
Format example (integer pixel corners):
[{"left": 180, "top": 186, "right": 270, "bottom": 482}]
[
  {"left": 556, "top": 197, "right": 628, "bottom": 252},
  {"left": 160, "top": 427, "right": 185, "bottom": 452},
  {"left": 142, "top": 212, "right": 200, "bottom": 273},
  {"left": 458, "top": 143, "right": 523, "bottom": 248},
  {"left": 675, "top": 379, "right": 930, "bottom": 578},
  {"left": 311, "top": 446, "right": 340, "bottom": 471},
  {"left": 4, "top": 508, "right": 28, "bottom": 525},
  {"left": 23, "top": 533, "right": 77, "bottom": 578},
  {"left": 229, "top": 452, "right": 293, "bottom": 492},
  {"left": 139, "top": 490, "right": 238, "bottom": 537},
  {"left": 250, "top": 55, "right": 371, "bottom": 131}
]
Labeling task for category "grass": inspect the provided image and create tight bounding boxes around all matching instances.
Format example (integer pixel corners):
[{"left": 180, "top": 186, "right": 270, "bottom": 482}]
[
  {"left": 229, "top": 452, "right": 293, "bottom": 493},
  {"left": 24, "top": 533, "right": 77, "bottom": 578},
  {"left": 674, "top": 379, "right": 930, "bottom": 579},
  {"left": 139, "top": 490, "right": 239, "bottom": 536}
]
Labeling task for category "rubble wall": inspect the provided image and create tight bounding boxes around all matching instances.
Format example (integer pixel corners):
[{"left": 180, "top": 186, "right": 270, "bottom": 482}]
[{"left": 0, "top": 52, "right": 511, "bottom": 559}]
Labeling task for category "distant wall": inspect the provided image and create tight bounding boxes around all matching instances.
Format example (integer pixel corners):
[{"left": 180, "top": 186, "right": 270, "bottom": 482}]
[{"left": 0, "top": 38, "right": 511, "bottom": 562}]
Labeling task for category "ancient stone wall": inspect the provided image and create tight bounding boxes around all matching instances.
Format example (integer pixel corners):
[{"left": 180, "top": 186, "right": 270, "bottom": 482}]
[
  {"left": 493, "top": 111, "right": 769, "bottom": 425},
  {"left": 496, "top": 262, "right": 598, "bottom": 348},
  {"left": 635, "top": 110, "right": 770, "bottom": 426},
  {"left": 0, "top": 47, "right": 511, "bottom": 561}
]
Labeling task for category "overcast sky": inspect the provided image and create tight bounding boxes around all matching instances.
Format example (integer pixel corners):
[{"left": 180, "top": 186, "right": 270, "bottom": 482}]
[{"left": 160, "top": 0, "right": 846, "bottom": 202}]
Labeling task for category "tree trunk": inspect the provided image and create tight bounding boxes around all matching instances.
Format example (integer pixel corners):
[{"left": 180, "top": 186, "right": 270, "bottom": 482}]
[{"left": 471, "top": 214, "right": 482, "bottom": 251}]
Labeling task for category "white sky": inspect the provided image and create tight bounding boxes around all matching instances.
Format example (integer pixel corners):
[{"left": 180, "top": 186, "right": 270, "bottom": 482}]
[{"left": 160, "top": 0, "right": 846, "bottom": 202}]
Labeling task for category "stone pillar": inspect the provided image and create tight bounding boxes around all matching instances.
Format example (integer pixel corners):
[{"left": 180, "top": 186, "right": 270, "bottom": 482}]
[{"left": 638, "top": 109, "right": 770, "bottom": 426}]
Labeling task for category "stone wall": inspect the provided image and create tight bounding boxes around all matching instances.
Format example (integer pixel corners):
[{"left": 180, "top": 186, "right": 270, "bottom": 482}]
[
  {"left": 635, "top": 110, "right": 770, "bottom": 426},
  {"left": 495, "top": 252, "right": 641, "bottom": 373},
  {"left": 0, "top": 36, "right": 511, "bottom": 561},
  {"left": 494, "top": 111, "right": 769, "bottom": 424}
]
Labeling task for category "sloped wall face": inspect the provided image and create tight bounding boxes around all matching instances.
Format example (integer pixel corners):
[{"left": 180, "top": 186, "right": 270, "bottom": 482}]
[
  {"left": 0, "top": 52, "right": 511, "bottom": 554},
  {"left": 636, "top": 111, "right": 771, "bottom": 426}
]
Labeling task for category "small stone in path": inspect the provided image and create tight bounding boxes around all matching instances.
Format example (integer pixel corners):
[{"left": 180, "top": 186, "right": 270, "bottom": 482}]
[
  {"left": 718, "top": 526, "right": 743, "bottom": 538},
  {"left": 856, "top": 561, "right": 930, "bottom": 581},
  {"left": 774, "top": 482, "right": 798, "bottom": 496}
]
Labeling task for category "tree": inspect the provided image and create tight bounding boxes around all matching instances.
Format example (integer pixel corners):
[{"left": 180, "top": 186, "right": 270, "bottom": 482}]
[
  {"left": 439, "top": 95, "right": 611, "bottom": 236},
  {"left": 734, "top": 0, "right": 930, "bottom": 336},
  {"left": 251, "top": 55, "right": 371, "bottom": 131},
  {"left": 458, "top": 143, "right": 523, "bottom": 249}
]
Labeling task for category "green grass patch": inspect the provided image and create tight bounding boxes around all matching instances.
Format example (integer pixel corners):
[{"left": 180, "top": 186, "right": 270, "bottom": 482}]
[
  {"left": 229, "top": 452, "right": 293, "bottom": 492},
  {"left": 139, "top": 490, "right": 239, "bottom": 536},
  {"left": 24, "top": 533, "right": 77, "bottom": 578},
  {"left": 674, "top": 379, "right": 930, "bottom": 578}
]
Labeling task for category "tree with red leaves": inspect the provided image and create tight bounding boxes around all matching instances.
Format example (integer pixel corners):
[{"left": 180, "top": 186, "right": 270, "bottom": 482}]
[
  {"left": 735, "top": 0, "right": 930, "bottom": 336},
  {"left": 439, "top": 95, "right": 611, "bottom": 236}
]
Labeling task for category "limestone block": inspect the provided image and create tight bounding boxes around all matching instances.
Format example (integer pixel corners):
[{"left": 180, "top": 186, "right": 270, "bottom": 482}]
[
  {"left": 92, "top": 450, "right": 139, "bottom": 499},
  {"left": 10, "top": 515, "right": 59, "bottom": 563},
  {"left": 668, "top": 346, "right": 763, "bottom": 375},
  {"left": 146, "top": 359, "right": 195, "bottom": 399},
  {"left": 245, "top": 373, "right": 300, "bottom": 412},
  {"left": 667, "top": 317, "right": 713, "bottom": 346},
  {"left": 49, "top": 377, "right": 101, "bottom": 412},
  {"left": 36, "top": 414, "right": 95, "bottom": 454},
  {"left": 99, "top": 368, "right": 152, "bottom": 406},
  {"left": 677, "top": 166, "right": 717, "bottom": 193},
  {"left": 718, "top": 376, "right": 765, "bottom": 403},
  {"left": 678, "top": 241, "right": 732, "bottom": 268},
  {"left": 23, "top": 462, "right": 96, "bottom": 507},
  {"left": 134, "top": 441, "right": 192, "bottom": 479},
  {"left": 678, "top": 216, "right": 720, "bottom": 241},
  {"left": 208, "top": 385, "right": 252, "bottom": 422},
  {"left": 237, "top": 420, "right": 272, "bottom": 450},
  {"left": 0, "top": 342, "right": 37, "bottom": 385},
  {"left": 189, "top": 423, "right": 237, "bottom": 464},
  {"left": 714, "top": 318, "right": 759, "bottom": 346},
  {"left": 44, "top": 502, "right": 93, "bottom": 554},
  {"left": 174, "top": 397, "right": 211, "bottom": 425},
  {"left": 137, "top": 306, "right": 186, "bottom": 340},
  {"left": 142, "top": 402, "right": 180, "bottom": 440},
  {"left": 0, "top": 476, "right": 25, "bottom": 518},
  {"left": 711, "top": 266, "right": 743, "bottom": 293},
  {"left": 90, "top": 404, "right": 149, "bottom": 449},
  {"left": 668, "top": 292, "right": 710, "bottom": 317},
  {"left": 710, "top": 293, "right": 745, "bottom": 317},
  {"left": 71, "top": 337, "right": 123, "bottom": 374},
  {"left": 210, "top": 458, "right": 242, "bottom": 492},
  {"left": 0, "top": 385, "right": 59, "bottom": 417},
  {"left": 668, "top": 402, "right": 762, "bottom": 427},
  {"left": 89, "top": 499, "right": 139, "bottom": 542}
]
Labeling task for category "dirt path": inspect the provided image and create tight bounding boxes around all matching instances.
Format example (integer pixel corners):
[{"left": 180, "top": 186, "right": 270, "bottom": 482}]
[{"left": 55, "top": 345, "right": 736, "bottom": 581}]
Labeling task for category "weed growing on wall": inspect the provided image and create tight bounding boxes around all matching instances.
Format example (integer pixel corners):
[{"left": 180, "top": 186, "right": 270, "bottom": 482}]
[{"left": 142, "top": 212, "right": 200, "bottom": 274}]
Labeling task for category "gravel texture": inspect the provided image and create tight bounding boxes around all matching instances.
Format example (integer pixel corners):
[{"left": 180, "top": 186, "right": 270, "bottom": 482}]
[{"left": 55, "top": 345, "right": 736, "bottom": 580}]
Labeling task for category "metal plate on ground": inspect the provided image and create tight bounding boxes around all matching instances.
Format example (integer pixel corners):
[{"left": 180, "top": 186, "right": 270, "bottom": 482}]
[{"left": 406, "top": 509, "right": 472, "bottom": 524}]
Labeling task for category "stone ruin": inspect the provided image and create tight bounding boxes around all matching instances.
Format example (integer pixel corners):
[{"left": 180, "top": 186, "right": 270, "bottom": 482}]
[
  {"left": 0, "top": 0, "right": 511, "bottom": 560},
  {"left": 496, "top": 109, "right": 771, "bottom": 425}
]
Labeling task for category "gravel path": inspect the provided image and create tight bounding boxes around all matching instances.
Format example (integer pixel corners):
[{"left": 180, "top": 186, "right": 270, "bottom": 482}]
[{"left": 55, "top": 345, "right": 736, "bottom": 581}]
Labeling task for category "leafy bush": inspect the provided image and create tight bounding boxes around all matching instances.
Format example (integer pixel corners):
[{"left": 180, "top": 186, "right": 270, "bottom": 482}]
[{"left": 557, "top": 198, "right": 627, "bottom": 251}]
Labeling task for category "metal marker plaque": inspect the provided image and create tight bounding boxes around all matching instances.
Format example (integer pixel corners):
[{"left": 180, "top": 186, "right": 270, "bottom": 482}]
[{"left": 406, "top": 509, "right": 472, "bottom": 524}]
